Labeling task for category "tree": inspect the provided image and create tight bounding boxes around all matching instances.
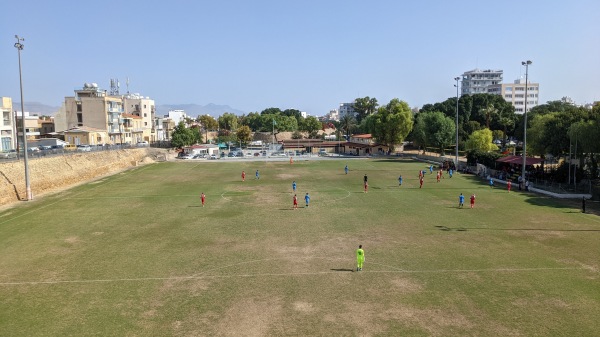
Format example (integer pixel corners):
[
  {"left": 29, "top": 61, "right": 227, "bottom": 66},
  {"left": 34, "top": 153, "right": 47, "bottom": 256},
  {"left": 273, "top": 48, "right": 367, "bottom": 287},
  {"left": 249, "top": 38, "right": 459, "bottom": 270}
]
[
  {"left": 465, "top": 128, "right": 499, "bottom": 152},
  {"left": 353, "top": 96, "right": 378, "bottom": 122},
  {"left": 198, "top": 115, "right": 218, "bottom": 130},
  {"left": 218, "top": 112, "right": 238, "bottom": 131},
  {"left": 339, "top": 114, "right": 356, "bottom": 140},
  {"left": 260, "top": 107, "right": 282, "bottom": 115},
  {"left": 236, "top": 125, "right": 252, "bottom": 146},
  {"left": 299, "top": 116, "right": 322, "bottom": 139},
  {"left": 170, "top": 121, "right": 195, "bottom": 148},
  {"left": 412, "top": 111, "right": 455, "bottom": 154},
  {"left": 366, "top": 99, "right": 413, "bottom": 152}
]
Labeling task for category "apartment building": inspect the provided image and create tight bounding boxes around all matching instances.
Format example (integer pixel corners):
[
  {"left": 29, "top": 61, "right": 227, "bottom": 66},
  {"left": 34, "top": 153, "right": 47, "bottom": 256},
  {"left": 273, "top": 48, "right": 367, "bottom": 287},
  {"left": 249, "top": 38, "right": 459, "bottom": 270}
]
[
  {"left": 59, "top": 83, "right": 163, "bottom": 144},
  {"left": 15, "top": 112, "right": 42, "bottom": 142},
  {"left": 1, "top": 97, "right": 15, "bottom": 151},
  {"left": 487, "top": 78, "right": 540, "bottom": 114},
  {"left": 122, "top": 93, "right": 156, "bottom": 142},
  {"left": 461, "top": 69, "right": 503, "bottom": 95},
  {"left": 339, "top": 103, "right": 356, "bottom": 118}
]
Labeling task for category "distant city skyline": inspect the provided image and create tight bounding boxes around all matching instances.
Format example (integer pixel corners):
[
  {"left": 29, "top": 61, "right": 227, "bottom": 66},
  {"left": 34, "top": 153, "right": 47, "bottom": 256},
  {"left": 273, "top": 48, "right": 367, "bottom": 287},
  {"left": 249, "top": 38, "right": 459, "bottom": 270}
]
[{"left": 1, "top": 0, "right": 598, "bottom": 116}]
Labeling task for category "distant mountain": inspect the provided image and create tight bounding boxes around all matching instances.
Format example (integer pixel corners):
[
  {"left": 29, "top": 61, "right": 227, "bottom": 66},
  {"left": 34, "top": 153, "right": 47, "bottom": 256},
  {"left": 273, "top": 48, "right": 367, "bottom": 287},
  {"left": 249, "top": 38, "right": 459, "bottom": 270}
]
[
  {"left": 15, "top": 102, "right": 60, "bottom": 116},
  {"left": 156, "top": 103, "right": 246, "bottom": 118}
]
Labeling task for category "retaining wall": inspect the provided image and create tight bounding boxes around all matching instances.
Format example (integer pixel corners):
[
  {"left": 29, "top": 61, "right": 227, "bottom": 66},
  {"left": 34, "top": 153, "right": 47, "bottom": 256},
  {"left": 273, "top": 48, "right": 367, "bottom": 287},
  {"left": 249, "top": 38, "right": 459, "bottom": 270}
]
[{"left": 0, "top": 149, "right": 151, "bottom": 207}]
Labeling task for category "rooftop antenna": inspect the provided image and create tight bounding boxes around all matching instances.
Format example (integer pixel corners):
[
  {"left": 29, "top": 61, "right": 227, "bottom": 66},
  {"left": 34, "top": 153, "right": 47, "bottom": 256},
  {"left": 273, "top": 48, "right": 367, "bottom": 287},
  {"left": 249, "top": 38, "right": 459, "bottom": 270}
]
[
  {"left": 126, "top": 77, "right": 130, "bottom": 94},
  {"left": 109, "top": 78, "right": 120, "bottom": 95}
]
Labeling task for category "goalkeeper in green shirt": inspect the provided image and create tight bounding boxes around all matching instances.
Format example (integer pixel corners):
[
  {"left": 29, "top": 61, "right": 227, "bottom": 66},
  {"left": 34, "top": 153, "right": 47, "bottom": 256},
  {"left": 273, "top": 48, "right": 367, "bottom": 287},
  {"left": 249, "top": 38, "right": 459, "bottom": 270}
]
[{"left": 356, "top": 245, "right": 365, "bottom": 271}]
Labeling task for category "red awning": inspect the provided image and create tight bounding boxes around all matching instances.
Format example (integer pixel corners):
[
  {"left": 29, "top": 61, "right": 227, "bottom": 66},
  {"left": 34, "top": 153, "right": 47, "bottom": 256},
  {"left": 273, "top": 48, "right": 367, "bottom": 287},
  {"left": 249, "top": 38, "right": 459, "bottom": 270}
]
[{"left": 496, "top": 155, "right": 543, "bottom": 165}]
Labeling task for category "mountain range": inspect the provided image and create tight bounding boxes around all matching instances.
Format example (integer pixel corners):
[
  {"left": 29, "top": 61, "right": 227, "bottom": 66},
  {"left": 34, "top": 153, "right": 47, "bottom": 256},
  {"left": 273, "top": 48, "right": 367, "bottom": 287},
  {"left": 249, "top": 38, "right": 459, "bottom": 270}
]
[{"left": 15, "top": 102, "right": 246, "bottom": 118}]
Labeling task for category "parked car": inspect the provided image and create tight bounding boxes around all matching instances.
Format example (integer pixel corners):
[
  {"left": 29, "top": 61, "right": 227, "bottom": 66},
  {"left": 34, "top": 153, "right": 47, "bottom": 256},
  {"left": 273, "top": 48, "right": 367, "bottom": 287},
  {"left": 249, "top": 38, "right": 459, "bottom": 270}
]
[
  {"left": 209, "top": 154, "right": 217, "bottom": 160},
  {"left": 0, "top": 150, "right": 17, "bottom": 159},
  {"left": 76, "top": 145, "right": 92, "bottom": 152},
  {"left": 178, "top": 153, "right": 194, "bottom": 159},
  {"left": 136, "top": 141, "right": 149, "bottom": 147}
]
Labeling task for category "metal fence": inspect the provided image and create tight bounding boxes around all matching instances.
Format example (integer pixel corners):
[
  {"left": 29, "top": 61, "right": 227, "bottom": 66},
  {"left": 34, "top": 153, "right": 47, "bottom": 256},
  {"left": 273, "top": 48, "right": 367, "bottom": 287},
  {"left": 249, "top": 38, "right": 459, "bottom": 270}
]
[{"left": 0, "top": 143, "right": 146, "bottom": 163}]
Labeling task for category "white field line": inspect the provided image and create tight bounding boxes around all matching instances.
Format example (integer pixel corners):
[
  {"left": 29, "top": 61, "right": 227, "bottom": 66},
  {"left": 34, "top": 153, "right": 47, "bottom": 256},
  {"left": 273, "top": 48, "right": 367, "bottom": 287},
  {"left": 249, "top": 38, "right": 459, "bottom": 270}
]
[{"left": 0, "top": 265, "right": 587, "bottom": 286}]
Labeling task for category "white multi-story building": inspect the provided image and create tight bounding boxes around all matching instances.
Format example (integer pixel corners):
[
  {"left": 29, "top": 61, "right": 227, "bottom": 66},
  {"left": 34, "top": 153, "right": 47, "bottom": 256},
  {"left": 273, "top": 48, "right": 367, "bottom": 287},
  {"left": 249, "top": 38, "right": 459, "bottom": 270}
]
[
  {"left": 1, "top": 97, "right": 16, "bottom": 151},
  {"left": 324, "top": 109, "right": 339, "bottom": 121},
  {"left": 461, "top": 69, "right": 503, "bottom": 95},
  {"left": 339, "top": 103, "right": 356, "bottom": 118},
  {"left": 487, "top": 78, "right": 540, "bottom": 114},
  {"left": 166, "top": 110, "right": 187, "bottom": 124}
]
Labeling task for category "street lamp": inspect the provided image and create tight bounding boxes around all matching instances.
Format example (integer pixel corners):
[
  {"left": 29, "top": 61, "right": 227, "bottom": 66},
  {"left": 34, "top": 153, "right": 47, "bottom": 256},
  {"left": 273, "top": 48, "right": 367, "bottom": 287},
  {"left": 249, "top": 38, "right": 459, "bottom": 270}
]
[
  {"left": 14, "top": 35, "right": 32, "bottom": 201},
  {"left": 454, "top": 77, "right": 460, "bottom": 168},
  {"left": 521, "top": 60, "right": 532, "bottom": 185}
]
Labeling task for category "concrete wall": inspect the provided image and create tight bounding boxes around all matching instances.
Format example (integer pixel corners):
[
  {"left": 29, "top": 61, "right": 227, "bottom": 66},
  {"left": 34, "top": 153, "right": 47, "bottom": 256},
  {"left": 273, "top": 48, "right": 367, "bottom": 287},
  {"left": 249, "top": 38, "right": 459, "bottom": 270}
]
[{"left": 0, "top": 149, "right": 151, "bottom": 207}]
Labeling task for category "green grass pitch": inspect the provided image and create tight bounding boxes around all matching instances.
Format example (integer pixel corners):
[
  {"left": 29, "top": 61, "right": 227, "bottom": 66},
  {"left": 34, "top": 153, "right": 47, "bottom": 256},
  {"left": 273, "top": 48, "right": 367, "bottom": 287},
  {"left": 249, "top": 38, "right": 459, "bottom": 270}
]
[{"left": 1, "top": 158, "right": 599, "bottom": 336}]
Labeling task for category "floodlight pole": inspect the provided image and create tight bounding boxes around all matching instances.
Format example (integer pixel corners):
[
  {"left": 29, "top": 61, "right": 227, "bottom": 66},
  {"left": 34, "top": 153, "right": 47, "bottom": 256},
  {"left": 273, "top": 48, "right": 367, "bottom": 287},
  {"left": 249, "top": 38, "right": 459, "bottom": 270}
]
[
  {"left": 454, "top": 77, "right": 460, "bottom": 168},
  {"left": 521, "top": 60, "right": 532, "bottom": 185},
  {"left": 15, "top": 35, "right": 32, "bottom": 201}
]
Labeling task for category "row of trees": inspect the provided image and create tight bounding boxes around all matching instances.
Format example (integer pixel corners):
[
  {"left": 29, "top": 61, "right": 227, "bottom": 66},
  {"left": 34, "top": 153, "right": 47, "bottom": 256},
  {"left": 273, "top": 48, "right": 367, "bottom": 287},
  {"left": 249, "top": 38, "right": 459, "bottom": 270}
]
[{"left": 172, "top": 94, "right": 599, "bottom": 180}]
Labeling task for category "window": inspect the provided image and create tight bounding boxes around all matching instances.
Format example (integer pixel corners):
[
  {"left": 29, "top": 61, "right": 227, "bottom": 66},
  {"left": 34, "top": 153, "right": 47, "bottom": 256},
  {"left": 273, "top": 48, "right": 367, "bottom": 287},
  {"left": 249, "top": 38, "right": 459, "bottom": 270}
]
[
  {"left": 77, "top": 113, "right": 83, "bottom": 123},
  {"left": 76, "top": 102, "right": 82, "bottom": 112},
  {"left": 505, "top": 87, "right": 512, "bottom": 91},
  {"left": 144, "top": 122, "right": 147, "bottom": 126},
  {"left": 505, "top": 94, "right": 512, "bottom": 99},
  {"left": 515, "top": 94, "right": 524, "bottom": 98}
]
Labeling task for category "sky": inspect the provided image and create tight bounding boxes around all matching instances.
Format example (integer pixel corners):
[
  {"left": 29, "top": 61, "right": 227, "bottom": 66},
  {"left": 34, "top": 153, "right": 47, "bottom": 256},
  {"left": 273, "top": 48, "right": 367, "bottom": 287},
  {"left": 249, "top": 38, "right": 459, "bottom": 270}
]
[{"left": 1, "top": 0, "right": 599, "bottom": 116}]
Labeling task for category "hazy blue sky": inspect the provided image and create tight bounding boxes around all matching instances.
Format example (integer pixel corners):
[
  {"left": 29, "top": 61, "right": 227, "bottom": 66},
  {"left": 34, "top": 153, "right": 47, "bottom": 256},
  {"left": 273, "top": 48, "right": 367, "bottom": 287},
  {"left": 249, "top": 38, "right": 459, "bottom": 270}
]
[{"left": 1, "top": 0, "right": 598, "bottom": 115}]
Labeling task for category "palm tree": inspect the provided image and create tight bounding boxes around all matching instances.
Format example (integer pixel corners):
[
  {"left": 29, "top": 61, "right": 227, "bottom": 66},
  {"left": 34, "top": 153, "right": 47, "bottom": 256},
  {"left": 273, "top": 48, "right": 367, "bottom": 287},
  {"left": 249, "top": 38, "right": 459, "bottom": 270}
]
[{"left": 339, "top": 114, "right": 356, "bottom": 140}]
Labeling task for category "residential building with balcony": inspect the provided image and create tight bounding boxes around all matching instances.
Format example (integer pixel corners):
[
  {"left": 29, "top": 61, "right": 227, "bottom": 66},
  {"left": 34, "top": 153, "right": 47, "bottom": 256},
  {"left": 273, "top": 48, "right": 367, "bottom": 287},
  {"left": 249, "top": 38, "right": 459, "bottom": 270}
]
[
  {"left": 60, "top": 83, "right": 126, "bottom": 144},
  {"left": 487, "top": 78, "right": 540, "bottom": 114},
  {"left": 1, "top": 97, "right": 15, "bottom": 151},
  {"left": 123, "top": 93, "right": 156, "bottom": 142},
  {"left": 15, "top": 111, "right": 42, "bottom": 142},
  {"left": 461, "top": 69, "right": 503, "bottom": 95}
]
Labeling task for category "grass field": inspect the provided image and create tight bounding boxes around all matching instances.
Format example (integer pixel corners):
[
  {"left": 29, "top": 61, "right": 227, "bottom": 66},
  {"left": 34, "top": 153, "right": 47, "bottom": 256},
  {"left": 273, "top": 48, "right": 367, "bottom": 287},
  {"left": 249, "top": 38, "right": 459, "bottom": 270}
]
[{"left": 1, "top": 158, "right": 599, "bottom": 336}]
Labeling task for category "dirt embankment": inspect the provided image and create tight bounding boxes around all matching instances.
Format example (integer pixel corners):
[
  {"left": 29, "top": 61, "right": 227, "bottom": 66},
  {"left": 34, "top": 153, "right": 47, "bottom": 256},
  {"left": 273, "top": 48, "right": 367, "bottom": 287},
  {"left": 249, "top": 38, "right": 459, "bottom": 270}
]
[{"left": 0, "top": 148, "right": 165, "bottom": 208}]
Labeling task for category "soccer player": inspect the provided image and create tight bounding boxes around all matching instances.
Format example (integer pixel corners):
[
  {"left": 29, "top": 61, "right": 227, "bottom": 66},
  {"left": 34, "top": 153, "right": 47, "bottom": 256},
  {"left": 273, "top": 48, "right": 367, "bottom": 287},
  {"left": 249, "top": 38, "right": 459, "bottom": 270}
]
[
  {"left": 293, "top": 194, "right": 298, "bottom": 209},
  {"left": 201, "top": 192, "right": 206, "bottom": 207},
  {"left": 507, "top": 180, "right": 512, "bottom": 192},
  {"left": 304, "top": 193, "right": 310, "bottom": 207},
  {"left": 356, "top": 245, "right": 365, "bottom": 271},
  {"left": 419, "top": 176, "right": 424, "bottom": 189},
  {"left": 489, "top": 177, "right": 494, "bottom": 188},
  {"left": 436, "top": 171, "right": 441, "bottom": 183},
  {"left": 345, "top": 165, "right": 348, "bottom": 175},
  {"left": 292, "top": 181, "right": 297, "bottom": 193},
  {"left": 419, "top": 170, "right": 423, "bottom": 179},
  {"left": 470, "top": 194, "right": 476, "bottom": 208},
  {"left": 459, "top": 193, "right": 464, "bottom": 208},
  {"left": 449, "top": 168, "right": 453, "bottom": 178},
  {"left": 255, "top": 170, "right": 260, "bottom": 180},
  {"left": 241, "top": 170, "right": 246, "bottom": 182},
  {"left": 429, "top": 165, "right": 433, "bottom": 174},
  {"left": 398, "top": 175, "right": 403, "bottom": 186},
  {"left": 364, "top": 181, "right": 368, "bottom": 193}
]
